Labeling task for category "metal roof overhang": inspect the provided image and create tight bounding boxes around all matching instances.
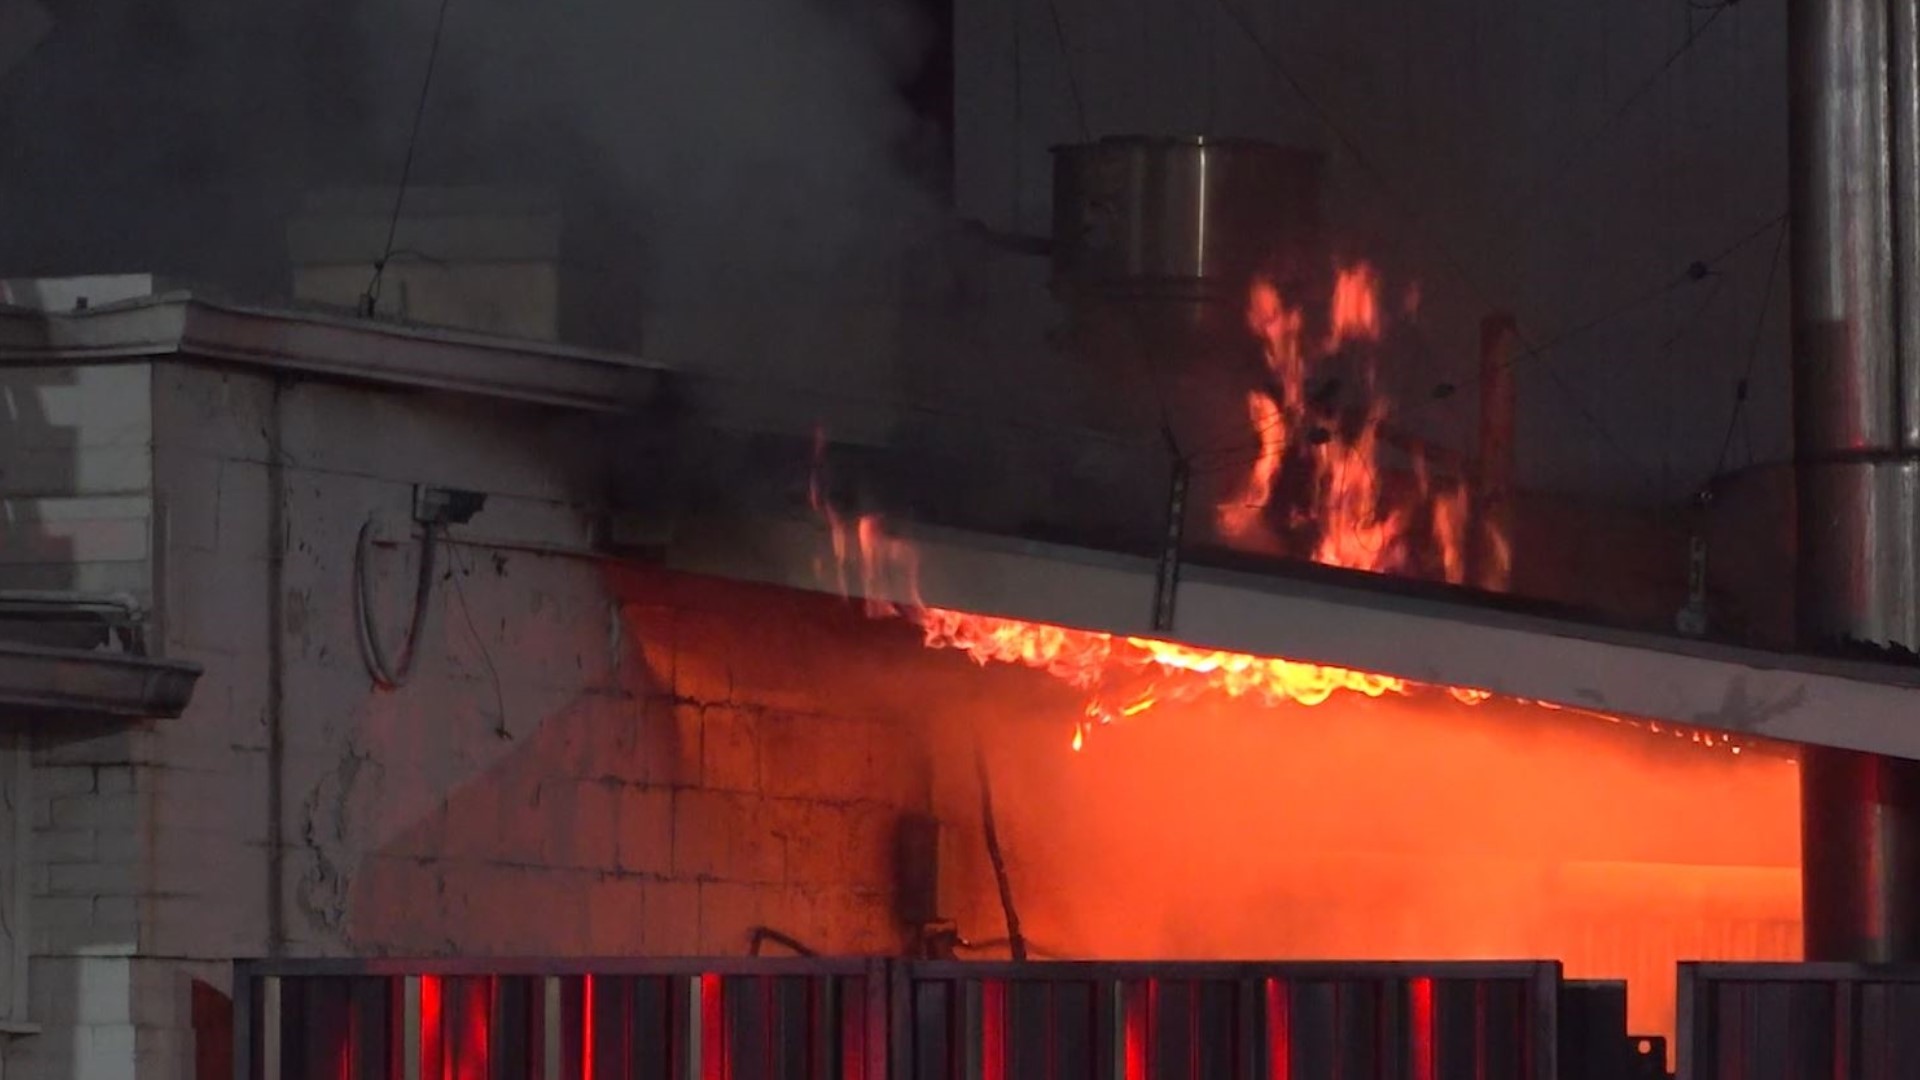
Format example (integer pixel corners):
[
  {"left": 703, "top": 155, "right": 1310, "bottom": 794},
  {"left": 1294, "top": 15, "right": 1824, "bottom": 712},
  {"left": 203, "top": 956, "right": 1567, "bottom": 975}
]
[
  {"left": 0, "top": 642, "right": 199, "bottom": 720},
  {"left": 0, "top": 293, "right": 662, "bottom": 411},
  {"left": 664, "top": 513, "right": 1920, "bottom": 761}
]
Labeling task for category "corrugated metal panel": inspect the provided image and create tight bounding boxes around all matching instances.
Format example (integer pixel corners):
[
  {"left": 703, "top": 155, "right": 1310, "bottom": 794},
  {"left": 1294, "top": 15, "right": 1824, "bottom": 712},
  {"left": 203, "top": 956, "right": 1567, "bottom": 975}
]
[{"left": 1679, "top": 962, "right": 1920, "bottom": 1080}]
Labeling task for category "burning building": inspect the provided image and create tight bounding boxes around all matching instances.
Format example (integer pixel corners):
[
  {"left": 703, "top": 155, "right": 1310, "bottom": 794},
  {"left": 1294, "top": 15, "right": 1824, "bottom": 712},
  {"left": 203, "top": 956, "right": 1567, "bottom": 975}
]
[
  {"left": 3, "top": 0, "right": 1920, "bottom": 1076},
  {"left": 0, "top": 240, "right": 1910, "bottom": 1079}
]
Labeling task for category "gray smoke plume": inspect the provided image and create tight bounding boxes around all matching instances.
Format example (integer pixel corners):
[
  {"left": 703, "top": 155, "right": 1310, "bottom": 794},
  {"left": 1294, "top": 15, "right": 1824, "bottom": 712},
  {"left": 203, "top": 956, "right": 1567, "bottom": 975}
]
[
  {"left": 0, "top": 0, "right": 944, "bottom": 309},
  {"left": 386, "top": 0, "right": 944, "bottom": 299}
]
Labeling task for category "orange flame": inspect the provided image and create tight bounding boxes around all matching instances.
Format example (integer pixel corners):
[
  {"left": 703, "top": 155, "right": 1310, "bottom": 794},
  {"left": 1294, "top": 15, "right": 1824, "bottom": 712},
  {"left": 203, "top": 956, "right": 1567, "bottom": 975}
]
[
  {"left": 920, "top": 605, "right": 1409, "bottom": 728},
  {"left": 804, "top": 474, "right": 1751, "bottom": 756},
  {"left": 805, "top": 474, "right": 1444, "bottom": 749},
  {"left": 1430, "top": 481, "right": 1471, "bottom": 586},
  {"left": 1312, "top": 398, "right": 1403, "bottom": 571},
  {"left": 1217, "top": 391, "right": 1286, "bottom": 542},
  {"left": 1248, "top": 279, "right": 1308, "bottom": 396},
  {"left": 1215, "top": 260, "right": 1492, "bottom": 587},
  {"left": 1478, "top": 519, "right": 1513, "bottom": 591},
  {"left": 1327, "top": 262, "right": 1383, "bottom": 351}
]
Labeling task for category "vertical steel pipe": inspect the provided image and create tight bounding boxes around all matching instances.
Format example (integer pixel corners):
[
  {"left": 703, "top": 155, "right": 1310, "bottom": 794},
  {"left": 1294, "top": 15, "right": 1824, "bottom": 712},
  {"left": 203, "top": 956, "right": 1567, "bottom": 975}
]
[{"left": 1792, "top": 0, "right": 1920, "bottom": 963}]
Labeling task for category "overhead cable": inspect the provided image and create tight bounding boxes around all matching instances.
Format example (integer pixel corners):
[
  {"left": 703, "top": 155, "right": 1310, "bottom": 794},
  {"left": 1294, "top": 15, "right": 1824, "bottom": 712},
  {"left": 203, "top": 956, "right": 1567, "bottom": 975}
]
[{"left": 362, "top": 0, "right": 460, "bottom": 317}]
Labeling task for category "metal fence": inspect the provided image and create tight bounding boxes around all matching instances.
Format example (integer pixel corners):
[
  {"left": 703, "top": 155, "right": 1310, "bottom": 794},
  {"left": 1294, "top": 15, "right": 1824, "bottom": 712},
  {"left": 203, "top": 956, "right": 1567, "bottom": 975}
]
[
  {"left": 237, "top": 958, "right": 1591, "bottom": 1080},
  {"left": 897, "top": 961, "right": 1560, "bottom": 1080},
  {"left": 1678, "top": 962, "right": 1920, "bottom": 1080},
  {"left": 236, "top": 959, "right": 887, "bottom": 1080}
]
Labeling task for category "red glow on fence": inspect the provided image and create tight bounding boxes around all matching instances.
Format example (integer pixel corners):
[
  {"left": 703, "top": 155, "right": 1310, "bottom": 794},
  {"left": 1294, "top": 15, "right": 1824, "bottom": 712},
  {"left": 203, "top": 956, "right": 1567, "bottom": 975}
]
[
  {"left": 581, "top": 975, "right": 594, "bottom": 1080},
  {"left": 420, "top": 976, "right": 444, "bottom": 1080},
  {"left": 1123, "top": 982, "right": 1150, "bottom": 1080},
  {"left": 336, "top": 998, "right": 353, "bottom": 1080},
  {"left": 841, "top": 979, "right": 867, "bottom": 1080},
  {"left": 1409, "top": 978, "right": 1435, "bottom": 1080},
  {"left": 981, "top": 979, "right": 1007, "bottom": 1080},
  {"left": 701, "top": 973, "right": 726, "bottom": 1080},
  {"left": 1266, "top": 979, "right": 1291, "bottom": 1080},
  {"left": 458, "top": 980, "right": 491, "bottom": 1080}
]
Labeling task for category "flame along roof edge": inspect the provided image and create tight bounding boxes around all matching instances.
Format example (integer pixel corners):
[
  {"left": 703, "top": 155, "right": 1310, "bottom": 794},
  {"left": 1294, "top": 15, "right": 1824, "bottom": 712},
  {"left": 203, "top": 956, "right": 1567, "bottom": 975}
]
[{"left": 663, "top": 511, "right": 1920, "bottom": 761}]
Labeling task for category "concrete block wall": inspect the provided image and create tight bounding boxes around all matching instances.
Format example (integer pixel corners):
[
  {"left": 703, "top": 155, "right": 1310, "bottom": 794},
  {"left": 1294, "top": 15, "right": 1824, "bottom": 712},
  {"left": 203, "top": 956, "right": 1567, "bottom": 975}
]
[
  {"left": 0, "top": 355, "right": 163, "bottom": 1079},
  {"left": 11, "top": 749, "right": 147, "bottom": 1080},
  {"left": 107, "top": 363, "right": 956, "bottom": 1079}
]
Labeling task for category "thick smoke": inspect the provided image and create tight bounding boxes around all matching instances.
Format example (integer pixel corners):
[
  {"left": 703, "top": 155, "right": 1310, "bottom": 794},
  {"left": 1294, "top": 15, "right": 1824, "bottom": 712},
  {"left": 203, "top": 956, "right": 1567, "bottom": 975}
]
[
  {"left": 0, "top": 0, "right": 943, "bottom": 306},
  {"left": 388, "top": 0, "right": 943, "bottom": 300}
]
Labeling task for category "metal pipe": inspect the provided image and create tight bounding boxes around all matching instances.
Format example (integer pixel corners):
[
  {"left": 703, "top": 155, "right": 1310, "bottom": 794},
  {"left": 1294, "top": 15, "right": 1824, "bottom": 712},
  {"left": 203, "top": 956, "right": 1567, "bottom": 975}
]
[
  {"left": 1791, "top": 0, "right": 1897, "bottom": 461},
  {"left": 1791, "top": 0, "right": 1920, "bottom": 963},
  {"left": 1802, "top": 746, "right": 1920, "bottom": 961},
  {"left": 1896, "top": 0, "right": 1920, "bottom": 450}
]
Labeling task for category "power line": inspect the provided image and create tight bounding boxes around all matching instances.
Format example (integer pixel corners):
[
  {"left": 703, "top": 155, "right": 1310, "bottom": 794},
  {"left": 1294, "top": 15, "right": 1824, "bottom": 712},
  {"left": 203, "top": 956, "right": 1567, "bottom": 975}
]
[
  {"left": 1707, "top": 212, "right": 1789, "bottom": 487},
  {"left": 362, "top": 0, "right": 459, "bottom": 317},
  {"left": 1519, "top": 4, "right": 1733, "bottom": 225},
  {"left": 1653, "top": 269, "right": 1729, "bottom": 489},
  {"left": 1044, "top": 0, "right": 1091, "bottom": 140},
  {"left": 1396, "top": 210, "right": 1787, "bottom": 426}
]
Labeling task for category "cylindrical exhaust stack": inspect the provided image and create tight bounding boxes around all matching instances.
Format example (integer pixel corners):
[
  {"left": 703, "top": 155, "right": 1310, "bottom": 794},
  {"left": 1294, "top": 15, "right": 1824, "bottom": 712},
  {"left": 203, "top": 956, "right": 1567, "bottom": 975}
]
[
  {"left": 1790, "top": 0, "right": 1920, "bottom": 962},
  {"left": 1050, "top": 137, "right": 1323, "bottom": 308},
  {"left": 1048, "top": 136, "right": 1324, "bottom": 545}
]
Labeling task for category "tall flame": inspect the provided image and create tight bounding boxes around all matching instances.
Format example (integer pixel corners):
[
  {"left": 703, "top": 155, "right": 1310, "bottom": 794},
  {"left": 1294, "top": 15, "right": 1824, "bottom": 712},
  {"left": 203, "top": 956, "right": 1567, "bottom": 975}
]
[
  {"left": 1327, "top": 262, "right": 1383, "bottom": 351},
  {"left": 1215, "top": 260, "right": 1492, "bottom": 587},
  {"left": 1217, "top": 391, "right": 1286, "bottom": 542}
]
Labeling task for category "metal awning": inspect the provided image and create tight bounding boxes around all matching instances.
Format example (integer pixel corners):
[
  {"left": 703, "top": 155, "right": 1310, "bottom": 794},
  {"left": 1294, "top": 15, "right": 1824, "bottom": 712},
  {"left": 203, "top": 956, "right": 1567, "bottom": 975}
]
[
  {"left": 664, "top": 513, "right": 1920, "bottom": 761},
  {"left": 0, "top": 641, "right": 198, "bottom": 720},
  {"left": 0, "top": 292, "right": 662, "bottom": 412}
]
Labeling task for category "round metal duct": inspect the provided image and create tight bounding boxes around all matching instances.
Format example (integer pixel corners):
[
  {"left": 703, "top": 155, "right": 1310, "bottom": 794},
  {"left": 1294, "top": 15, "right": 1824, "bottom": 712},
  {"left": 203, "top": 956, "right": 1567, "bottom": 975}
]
[{"left": 1050, "top": 136, "right": 1323, "bottom": 304}]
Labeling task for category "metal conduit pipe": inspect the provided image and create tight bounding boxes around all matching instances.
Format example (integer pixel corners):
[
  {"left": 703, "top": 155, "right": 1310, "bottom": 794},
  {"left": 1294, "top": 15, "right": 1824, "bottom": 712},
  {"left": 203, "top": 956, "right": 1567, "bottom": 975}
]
[{"left": 1791, "top": 0, "right": 1920, "bottom": 962}]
